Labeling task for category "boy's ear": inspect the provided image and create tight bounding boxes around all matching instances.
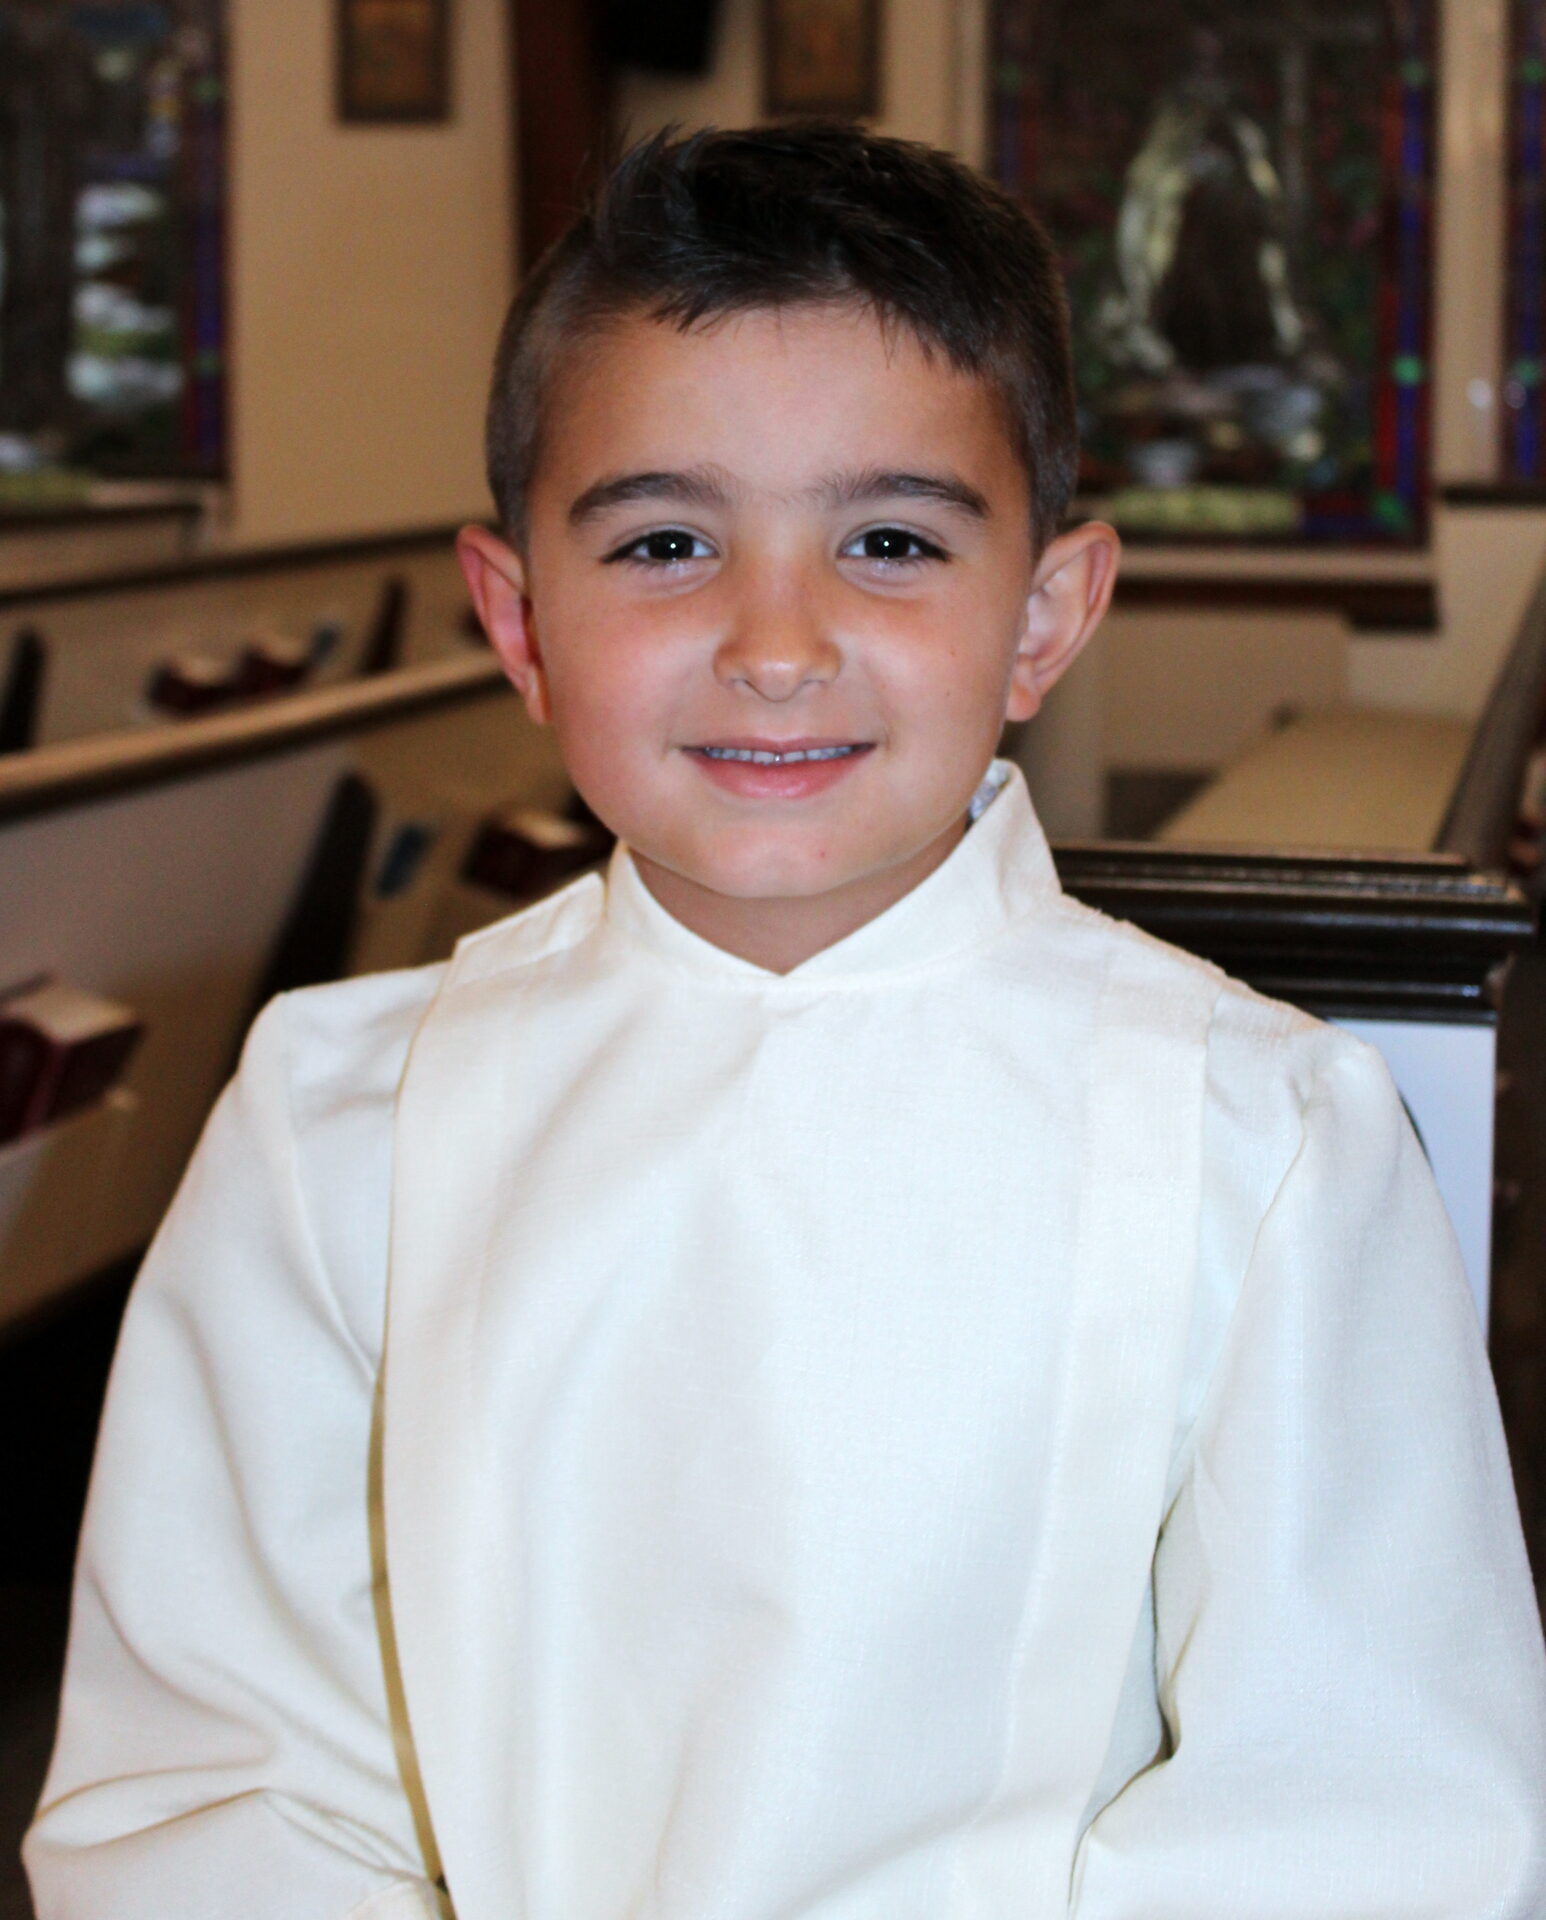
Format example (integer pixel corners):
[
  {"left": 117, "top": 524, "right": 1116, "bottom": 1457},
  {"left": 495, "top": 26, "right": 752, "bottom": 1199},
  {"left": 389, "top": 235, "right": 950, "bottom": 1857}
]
[
  {"left": 456, "top": 524, "right": 551, "bottom": 725},
  {"left": 1005, "top": 521, "right": 1121, "bottom": 724}
]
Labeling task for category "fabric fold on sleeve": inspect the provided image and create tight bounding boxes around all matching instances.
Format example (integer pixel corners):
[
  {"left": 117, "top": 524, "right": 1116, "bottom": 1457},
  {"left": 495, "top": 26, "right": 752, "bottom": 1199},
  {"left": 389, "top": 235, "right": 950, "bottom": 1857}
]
[{"left": 24, "top": 997, "right": 442, "bottom": 1920}]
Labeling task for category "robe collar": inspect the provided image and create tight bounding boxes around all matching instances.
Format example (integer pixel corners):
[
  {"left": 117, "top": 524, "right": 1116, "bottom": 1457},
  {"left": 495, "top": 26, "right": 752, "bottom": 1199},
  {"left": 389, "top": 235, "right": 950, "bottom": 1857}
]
[{"left": 598, "top": 758, "right": 1060, "bottom": 987}]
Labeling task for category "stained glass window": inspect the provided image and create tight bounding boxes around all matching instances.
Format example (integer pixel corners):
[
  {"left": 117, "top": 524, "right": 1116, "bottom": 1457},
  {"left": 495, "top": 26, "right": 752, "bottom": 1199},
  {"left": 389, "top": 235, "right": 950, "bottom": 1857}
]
[
  {"left": 0, "top": 1, "right": 226, "bottom": 499},
  {"left": 990, "top": 0, "right": 1436, "bottom": 544}
]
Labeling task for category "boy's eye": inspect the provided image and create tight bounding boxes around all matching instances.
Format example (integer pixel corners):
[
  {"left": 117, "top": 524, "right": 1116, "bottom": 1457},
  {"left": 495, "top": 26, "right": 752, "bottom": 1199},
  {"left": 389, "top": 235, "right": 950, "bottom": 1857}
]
[
  {"left": 605, "top": 528, "right": 714, "bottom": 565},
  {"left": 842, "top": 526, "right": 948, "bottom": 564}
]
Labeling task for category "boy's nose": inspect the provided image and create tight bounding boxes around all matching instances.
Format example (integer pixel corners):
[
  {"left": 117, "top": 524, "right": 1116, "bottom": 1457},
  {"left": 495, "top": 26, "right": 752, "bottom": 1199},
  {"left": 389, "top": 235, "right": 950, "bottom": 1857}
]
[{"left": 712, "top": 592, "right": 841, "bottom": 700}]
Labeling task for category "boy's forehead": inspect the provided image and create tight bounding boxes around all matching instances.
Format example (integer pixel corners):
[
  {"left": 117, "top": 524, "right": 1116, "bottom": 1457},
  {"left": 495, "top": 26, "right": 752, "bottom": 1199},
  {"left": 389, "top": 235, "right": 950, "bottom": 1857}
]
[{"left": 534, "top": 302, "right": 1028, "bottom": 511}]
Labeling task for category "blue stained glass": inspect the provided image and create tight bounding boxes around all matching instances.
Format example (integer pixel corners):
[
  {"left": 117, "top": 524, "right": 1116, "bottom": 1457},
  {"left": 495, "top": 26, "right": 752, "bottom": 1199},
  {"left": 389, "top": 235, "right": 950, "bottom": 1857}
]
[{"left": 69, "top": 5, "right": 171, "bottom": 45}]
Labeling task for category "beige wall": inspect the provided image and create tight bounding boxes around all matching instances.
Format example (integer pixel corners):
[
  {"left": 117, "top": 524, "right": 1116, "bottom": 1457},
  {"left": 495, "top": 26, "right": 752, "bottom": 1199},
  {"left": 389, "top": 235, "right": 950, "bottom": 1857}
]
[{"left": 225, "top": 0, "right": 514, "bottom": 546}]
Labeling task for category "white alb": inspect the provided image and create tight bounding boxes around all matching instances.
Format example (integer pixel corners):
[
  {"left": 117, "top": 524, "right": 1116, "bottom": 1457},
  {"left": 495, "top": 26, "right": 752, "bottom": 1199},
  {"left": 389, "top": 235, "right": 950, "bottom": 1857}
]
[{"left": 26, "top": 766, "right": 1546, "bottom": 1919}]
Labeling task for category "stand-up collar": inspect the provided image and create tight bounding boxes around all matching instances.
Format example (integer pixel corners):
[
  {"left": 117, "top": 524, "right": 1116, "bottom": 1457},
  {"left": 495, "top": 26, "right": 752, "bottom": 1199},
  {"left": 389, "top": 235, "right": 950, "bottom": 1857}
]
[{"left": 600, "top": 760, "right": 1061, "bottom": 987}]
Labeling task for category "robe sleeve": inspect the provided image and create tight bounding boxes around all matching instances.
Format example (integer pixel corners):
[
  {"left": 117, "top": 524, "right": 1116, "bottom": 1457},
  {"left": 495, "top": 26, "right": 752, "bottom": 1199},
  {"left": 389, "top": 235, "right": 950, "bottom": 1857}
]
[
  {"left": 24, "top": 999, "right": 446, "bottom": 1920},
  {"left": 1074, "top": 1035, "right": 1546, "bottom": 1918}
]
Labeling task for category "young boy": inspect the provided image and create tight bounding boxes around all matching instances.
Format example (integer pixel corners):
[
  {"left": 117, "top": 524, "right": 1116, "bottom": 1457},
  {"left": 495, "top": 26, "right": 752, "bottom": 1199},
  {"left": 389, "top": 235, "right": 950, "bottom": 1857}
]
[{"left": 26, "top": 124, "right": 1546, "bottom": 1919}]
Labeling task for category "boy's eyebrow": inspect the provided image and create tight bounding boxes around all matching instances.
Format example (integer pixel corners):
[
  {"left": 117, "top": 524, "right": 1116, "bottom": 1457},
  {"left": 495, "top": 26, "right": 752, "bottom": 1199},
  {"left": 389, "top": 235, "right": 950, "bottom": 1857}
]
[
  {"left": 817, "top": 467, "right": 991, "bottom": 519},
  {"left": 568, "top": 468, "right": 733, "bottom": 524},
  {"left": 567, "top": 464, "right": 991, "bottom": 525}
]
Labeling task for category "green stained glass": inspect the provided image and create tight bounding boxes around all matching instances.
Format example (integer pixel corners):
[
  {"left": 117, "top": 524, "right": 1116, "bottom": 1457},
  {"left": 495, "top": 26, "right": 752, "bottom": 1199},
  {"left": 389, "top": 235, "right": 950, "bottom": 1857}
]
[{"left": 1373, "top": 490, "right": 1412, "bottom": 531}]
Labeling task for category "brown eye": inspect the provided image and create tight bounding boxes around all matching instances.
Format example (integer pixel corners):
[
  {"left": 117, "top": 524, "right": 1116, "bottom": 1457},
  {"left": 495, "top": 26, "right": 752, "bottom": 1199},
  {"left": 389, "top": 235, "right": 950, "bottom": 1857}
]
[
  {"left": 846, "top": 527, "right": 948, "bottom": 563},
  {"left": 606, "top": 528, "right": 712, "bottom": 565},
  {"left": 641, "top": 530, "right": 700, "bottom": 562}
]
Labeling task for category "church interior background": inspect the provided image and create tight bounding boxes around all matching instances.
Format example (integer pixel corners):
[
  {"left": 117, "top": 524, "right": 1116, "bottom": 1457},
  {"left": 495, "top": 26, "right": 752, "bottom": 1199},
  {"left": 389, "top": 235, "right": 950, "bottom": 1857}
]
[{"left": 1, "top": 1, "right": 1545, "bottom": 1908}]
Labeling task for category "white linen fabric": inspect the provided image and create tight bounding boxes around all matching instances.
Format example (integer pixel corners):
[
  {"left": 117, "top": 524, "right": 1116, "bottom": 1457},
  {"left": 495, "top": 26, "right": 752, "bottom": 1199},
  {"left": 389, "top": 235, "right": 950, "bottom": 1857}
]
[{"left": 25, "top": 765, "right": 1546, "bottom": 1919}]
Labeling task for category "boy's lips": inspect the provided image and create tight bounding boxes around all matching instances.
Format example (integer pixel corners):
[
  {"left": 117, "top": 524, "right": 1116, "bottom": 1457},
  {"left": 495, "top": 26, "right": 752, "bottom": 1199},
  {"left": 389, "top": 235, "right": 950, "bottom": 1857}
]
[{"left": 684, "top": 738, "right": 874, "bottom": 798}]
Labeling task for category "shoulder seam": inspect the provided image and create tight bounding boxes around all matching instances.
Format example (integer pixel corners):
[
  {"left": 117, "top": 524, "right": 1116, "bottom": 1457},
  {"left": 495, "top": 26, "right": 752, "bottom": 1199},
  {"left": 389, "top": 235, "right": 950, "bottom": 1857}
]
[{"left": 1165, "top": 1032, "right": 1363, "bottom": 1497}]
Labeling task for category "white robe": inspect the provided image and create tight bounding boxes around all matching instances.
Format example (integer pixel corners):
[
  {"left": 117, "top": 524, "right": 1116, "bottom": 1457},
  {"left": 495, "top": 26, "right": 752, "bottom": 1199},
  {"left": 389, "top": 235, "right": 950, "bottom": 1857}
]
[{"left": 26, "top": 766, "right": 1546, "bottom": 1919}]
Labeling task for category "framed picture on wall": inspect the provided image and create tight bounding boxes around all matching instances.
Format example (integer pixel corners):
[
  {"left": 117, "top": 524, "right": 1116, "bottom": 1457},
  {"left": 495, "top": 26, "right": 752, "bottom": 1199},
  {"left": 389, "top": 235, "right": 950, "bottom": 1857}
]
[
  {"left": 337, "top": 0, "right": 451, "bottom": 123},
  {"left": 763, "top": 0, "right": 880, "bottom": 117}
]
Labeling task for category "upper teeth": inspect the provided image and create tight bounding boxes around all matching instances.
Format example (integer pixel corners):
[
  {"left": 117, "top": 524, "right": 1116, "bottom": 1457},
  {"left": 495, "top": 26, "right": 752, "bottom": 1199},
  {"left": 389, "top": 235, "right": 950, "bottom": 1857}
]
[{"left": 701, "top": 745, "right": 860, "bottom": 764}]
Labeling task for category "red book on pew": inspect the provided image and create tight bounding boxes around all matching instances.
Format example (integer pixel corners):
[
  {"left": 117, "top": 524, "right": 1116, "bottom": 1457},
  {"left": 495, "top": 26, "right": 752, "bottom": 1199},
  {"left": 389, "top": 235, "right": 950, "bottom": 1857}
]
[{"left": 0, "top": 981, "right": 144, "bottom": 1147}]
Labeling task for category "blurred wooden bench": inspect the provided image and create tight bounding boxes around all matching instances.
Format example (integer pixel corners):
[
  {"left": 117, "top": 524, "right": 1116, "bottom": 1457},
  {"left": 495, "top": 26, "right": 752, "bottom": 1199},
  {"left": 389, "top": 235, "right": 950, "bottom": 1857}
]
[
  {"left": 1157, "top": 708, "right": 1474, "bottom": 852},
  {"left": 1154, "top": 544, "right": 1546, "bottom": 872}
]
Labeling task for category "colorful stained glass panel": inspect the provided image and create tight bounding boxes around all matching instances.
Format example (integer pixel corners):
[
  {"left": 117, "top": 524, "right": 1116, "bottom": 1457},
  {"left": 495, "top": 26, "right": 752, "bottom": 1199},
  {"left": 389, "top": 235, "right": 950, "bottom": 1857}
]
[
  {"left": 0, "top": 1, "right": 226, "bottom": 492},
  {"left": 991, "top": 0, "right": 1435, "bottom": 543}
]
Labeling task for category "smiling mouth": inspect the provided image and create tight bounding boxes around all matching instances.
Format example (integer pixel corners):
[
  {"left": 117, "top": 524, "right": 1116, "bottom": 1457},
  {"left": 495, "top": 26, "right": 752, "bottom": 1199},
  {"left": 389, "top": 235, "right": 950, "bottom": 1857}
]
[{"left": 692, "top": 743, "right": 871, "bottom": 766}]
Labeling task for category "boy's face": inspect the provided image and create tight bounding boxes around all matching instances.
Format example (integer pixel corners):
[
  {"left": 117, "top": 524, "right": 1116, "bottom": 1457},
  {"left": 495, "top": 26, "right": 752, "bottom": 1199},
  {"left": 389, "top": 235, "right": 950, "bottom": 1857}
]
[{"left": 461, "top": 303, "right": 1118, "bottom": 970}]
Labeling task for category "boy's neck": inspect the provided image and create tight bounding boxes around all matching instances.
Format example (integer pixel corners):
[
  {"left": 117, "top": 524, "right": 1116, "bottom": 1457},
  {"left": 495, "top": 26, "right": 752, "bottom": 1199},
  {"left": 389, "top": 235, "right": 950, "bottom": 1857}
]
[{"left": 631, "top": 816, "right": 969, "bottom": 974}]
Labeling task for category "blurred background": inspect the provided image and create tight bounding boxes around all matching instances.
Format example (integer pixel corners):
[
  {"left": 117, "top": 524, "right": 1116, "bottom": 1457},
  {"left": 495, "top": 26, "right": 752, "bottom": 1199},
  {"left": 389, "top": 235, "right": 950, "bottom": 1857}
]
[{"left": 2, "top": 2, "right": 1546, "bottom": 1909}]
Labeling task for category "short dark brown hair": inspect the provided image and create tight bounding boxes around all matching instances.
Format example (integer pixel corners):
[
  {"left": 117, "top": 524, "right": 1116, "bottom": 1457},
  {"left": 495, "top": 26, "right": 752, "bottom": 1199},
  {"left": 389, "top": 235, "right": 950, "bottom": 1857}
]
[{"left": 486, "top": 121, "right": 1078, "bottom": 550}]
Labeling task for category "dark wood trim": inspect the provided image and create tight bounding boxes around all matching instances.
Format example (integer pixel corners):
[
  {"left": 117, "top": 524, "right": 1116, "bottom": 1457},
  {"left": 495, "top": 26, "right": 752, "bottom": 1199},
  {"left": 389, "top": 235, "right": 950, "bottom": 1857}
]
[
  {"left": 1111, "top": 573, "right": 1440, "bottom": 633},
  {"left": 1440, "top": 482, "right": 1546, "bottom": 508},
  {"left": 0, "top": 629, "right": 46, "bottom": 754},
  {"left": 1084, "top": 520, "right": 1428, "bottom": 555},
  {"left": 245, "top": 773, "right": 379, "bottom": 1018},
  {"left": 1054, "top": 842, "right": 1534, "bottom": 1023},
  {"left": 510, "top": 0, "right": 610, "bottom": 270},
  {"left": 0, "top": 499, "right": 204, "bottom": 534},
  {"left": 0, "top": 523, "right": 467, "bottom": 614},
  {"left": 0, "top": 654, "right": 508, "bottom": 826}
]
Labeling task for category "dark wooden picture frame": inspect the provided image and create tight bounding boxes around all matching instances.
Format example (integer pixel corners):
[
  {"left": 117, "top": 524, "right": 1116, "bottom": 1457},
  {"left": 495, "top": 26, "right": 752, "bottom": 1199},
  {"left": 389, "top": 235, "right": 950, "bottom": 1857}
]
[
  {"left": 763, "top": 0, "right": 880, "bottom": 117},
  {"left": 337, "top": 0, "right": 452, "bottom": 123}
]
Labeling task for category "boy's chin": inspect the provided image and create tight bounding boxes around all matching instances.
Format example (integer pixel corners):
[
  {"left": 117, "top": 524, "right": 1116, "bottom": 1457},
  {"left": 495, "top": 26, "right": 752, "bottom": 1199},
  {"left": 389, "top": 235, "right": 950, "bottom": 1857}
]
[
  {"left": 640, "top": 850, "right": 863, "bottom": 906},
  {"left": 633, "top": 835, "right": 860, "bottom": 902},
  {"left": 637, "top": 822, "right": 962, "bottom": 909}
]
